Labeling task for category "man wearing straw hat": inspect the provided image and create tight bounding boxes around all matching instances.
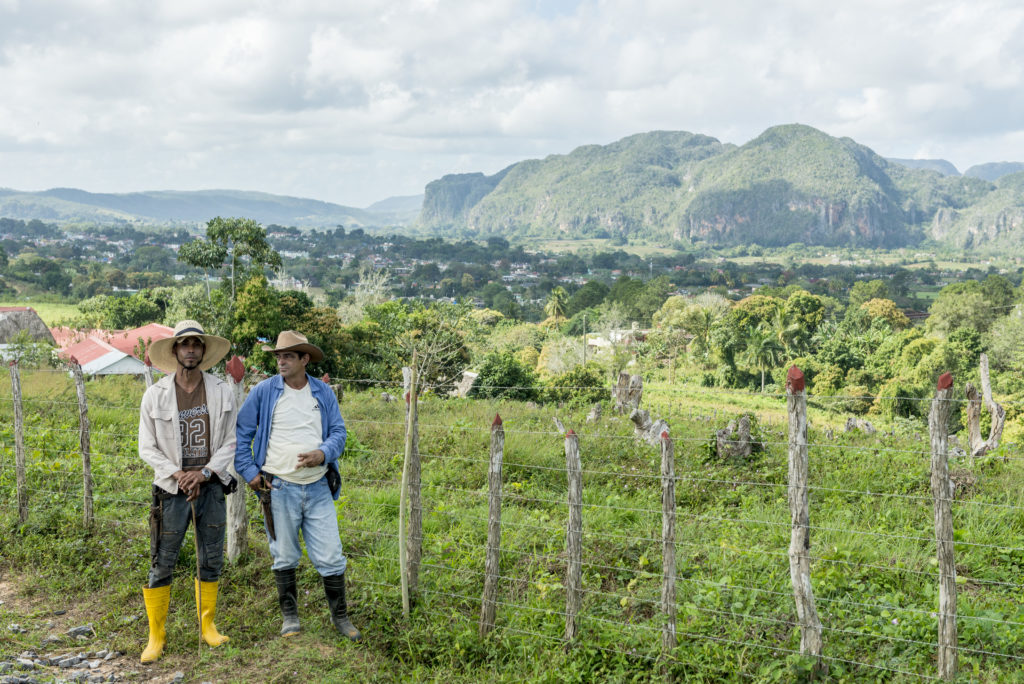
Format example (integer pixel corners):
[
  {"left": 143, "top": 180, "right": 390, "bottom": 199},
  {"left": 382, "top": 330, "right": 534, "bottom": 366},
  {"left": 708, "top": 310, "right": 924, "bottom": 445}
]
[
  {"left": 234, "top": 330, "right": 361, "bottom": 642},
  {"left": 138, "top": 320, "right": 236, "bottom": 663}
]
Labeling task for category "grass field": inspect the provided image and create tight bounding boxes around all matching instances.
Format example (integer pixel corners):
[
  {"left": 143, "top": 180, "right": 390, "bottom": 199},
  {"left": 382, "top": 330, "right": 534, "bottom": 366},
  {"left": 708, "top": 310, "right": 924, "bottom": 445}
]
[
  {"left": 2, "top": 370, "right": 1024, "bottom": 681},
  {"left": 0, "top": 300, "right": 80, "bottom": 325}
]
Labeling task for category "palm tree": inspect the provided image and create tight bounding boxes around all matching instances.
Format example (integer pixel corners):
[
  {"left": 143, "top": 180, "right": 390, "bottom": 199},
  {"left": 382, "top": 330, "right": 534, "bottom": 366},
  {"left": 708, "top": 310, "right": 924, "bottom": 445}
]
[
  {"left": 769, "top": 302, "right": 802, "bottom": 356},
  {"left": 545, "top": 287, "right": 569, "bottom": 321},
  {"left": 744, "top": 324, "right": 784, "bottom": 392}
]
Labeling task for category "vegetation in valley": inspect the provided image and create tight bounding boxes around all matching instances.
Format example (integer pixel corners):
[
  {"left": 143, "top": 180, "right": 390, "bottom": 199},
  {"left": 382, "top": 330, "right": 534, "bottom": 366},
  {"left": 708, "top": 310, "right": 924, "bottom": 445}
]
[{"left": 4, "top": 216, "right": 1024, "bottom": 680}]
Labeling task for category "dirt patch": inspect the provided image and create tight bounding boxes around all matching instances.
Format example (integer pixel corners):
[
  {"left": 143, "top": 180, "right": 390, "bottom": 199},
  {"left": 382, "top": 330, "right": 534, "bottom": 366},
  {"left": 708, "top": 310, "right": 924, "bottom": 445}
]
[{"left": 0, "top": 574, "right": 159, "bottom": 683}]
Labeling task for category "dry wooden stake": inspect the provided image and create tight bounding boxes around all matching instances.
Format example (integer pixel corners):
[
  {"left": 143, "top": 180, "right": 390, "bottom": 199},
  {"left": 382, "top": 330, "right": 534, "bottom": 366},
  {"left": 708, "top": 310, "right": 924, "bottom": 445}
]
[
  {"left": 399, "top": 356, "right": 418, "bottom": 618},
  {"left": 225, "top": 356, "right": 248, "bottom": 562},
  {"left": 563, "top": 429, "right": 582, "bottom": 643},
  {"left": 403, "top": 365, "right": 422, "bottom": 597},
  {"left": 70, "top": 358, "right": 93, "bottom": 528},
  {"left": 930, "top": 372, "right": 958, "bottom": 681},
  {"left": 9, "top": 360, "right": 27, "bottom": 524},
  {"left": 785, "top": 367, "right": 825, "bottom": 674},
  {"left": 479, "top": 414, "right": 504, "bottom": 637},
  {"left": 660, "top": 430, "right": 677, "bottom": 654}
]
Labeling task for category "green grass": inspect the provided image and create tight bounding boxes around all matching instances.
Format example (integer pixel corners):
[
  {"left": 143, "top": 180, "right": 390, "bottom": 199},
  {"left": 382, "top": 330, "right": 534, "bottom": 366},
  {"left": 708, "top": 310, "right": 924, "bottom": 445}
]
[
  {"left": 2, "top": 370, "right": 1024, "bottom": 681},
  {"left": 0, "top": 300, "right": 80, "bottom": 326}
]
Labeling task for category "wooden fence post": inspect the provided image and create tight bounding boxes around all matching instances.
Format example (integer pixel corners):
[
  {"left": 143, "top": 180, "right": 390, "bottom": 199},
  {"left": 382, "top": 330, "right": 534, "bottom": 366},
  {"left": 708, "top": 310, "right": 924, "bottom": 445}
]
[
  {"left": 403, "top": 365, "right": 423, "bottom": 600},
  {"left": 143, "top": 354, "right": 154, "bottom": 388},
  {"left": 9, "top": 360, "right": 27, "bottom": 524},
  {"left": 929, "top": 372, "right": 958, "bottom": 680},
  {"left": 322, "top": 373, "right": 344, "bottom": 406},
  {"left": 70, "top": 359, "right": 93, "bottom": 528},
  {"left": 785, "top": 367, "right": 824, "bottom": 673},
  {"left": 225, "top": 356, "right": 248, "bottom": 562},
  {"left": 399, "top": 359, "right": 419, "bottom": 618},
  {"left": 660, "top": 430, "right": 677, "bottom": 654},
  {"left": 564, "top": 429, "right": 582, "bottom": 643},
  {"left": 480, "top": 414, "right": 504, "bottom": 637}
]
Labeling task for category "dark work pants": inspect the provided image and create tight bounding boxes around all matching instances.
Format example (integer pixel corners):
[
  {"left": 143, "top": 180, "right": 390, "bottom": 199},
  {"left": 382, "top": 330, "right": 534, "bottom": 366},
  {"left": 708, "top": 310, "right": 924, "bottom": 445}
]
[{"left": 148, "top": 483, "right": 226, "bottom": 588}]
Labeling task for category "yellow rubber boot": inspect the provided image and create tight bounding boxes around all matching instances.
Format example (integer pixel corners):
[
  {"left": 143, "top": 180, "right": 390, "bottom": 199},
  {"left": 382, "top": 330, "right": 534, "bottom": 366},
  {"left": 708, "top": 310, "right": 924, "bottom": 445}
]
[
  {"left": 140, "top": 585, "right": 170, "bottom": 663},
  {"left": 195, "top": 579, "right": 230, "bottom": 647}
]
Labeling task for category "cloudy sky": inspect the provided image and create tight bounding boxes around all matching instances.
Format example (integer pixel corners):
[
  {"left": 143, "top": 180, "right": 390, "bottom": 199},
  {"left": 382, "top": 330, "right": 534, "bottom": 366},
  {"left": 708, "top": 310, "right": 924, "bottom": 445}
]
[{"left": 1, "top": 0, "right": 1022, "bottom": 207}]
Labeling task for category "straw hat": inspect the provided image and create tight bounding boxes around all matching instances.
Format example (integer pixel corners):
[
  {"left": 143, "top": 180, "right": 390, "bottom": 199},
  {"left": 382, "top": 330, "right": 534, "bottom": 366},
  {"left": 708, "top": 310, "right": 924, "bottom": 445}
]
[
  {"left": 262, "top": 330, "right": 324, "bottom": 363},
  {"left": 148, "top": 320, "right": 231, "bottom": 373}
]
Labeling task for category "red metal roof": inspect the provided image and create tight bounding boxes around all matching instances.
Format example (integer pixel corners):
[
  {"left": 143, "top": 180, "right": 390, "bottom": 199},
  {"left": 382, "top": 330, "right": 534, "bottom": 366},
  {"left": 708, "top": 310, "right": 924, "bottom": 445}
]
[
  {"left": 104, "top": 323, "right": 173, "bottom": 356},
  {"left": 59, "top": 336, "right": 122, "bottom": 366},
  {"left": 51, "top": 323, "right": 173, "bottom": 360}
]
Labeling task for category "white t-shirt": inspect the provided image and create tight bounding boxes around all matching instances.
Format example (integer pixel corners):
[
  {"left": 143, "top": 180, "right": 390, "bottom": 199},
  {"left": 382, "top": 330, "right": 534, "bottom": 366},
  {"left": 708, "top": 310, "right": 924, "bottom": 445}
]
[{"left": 264, "top": 382, "right": 326, "bottom": 484}]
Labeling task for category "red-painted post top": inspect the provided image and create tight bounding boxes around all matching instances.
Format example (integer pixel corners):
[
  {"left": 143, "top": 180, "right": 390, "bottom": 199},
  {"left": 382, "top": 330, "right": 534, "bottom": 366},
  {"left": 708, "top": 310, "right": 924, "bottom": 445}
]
[
  {"left": 786, "top": 366, "right": 805, "bottom": 393},
  {"left": 937, "top": 372, "right": 953, "bottom": 390},
  {"left": 226, "top": 356, "right": 245, "bottom": 383},
  {"left": 492, "top": 414, "right": 502, "bottom": 427}
]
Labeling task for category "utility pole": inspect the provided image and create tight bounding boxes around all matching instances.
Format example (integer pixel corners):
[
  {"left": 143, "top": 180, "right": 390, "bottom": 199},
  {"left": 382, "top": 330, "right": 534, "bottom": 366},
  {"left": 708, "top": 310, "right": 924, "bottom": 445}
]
[{"left": 582, "top": 313, "right": 587, "bottom": 364}]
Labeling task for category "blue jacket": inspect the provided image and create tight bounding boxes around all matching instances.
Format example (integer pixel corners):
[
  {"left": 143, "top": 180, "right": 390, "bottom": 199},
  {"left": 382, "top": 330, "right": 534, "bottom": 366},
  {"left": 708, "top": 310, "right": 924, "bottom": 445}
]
[{"left": 234, "top": 374, "right": 347, "bottom": 500}]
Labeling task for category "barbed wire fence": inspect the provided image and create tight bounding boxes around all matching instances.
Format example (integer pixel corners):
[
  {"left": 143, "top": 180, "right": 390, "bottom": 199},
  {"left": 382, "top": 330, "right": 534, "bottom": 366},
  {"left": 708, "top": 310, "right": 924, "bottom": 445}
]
[{"left": 2, "top": 360, "right": 1024, "bottom": 681}]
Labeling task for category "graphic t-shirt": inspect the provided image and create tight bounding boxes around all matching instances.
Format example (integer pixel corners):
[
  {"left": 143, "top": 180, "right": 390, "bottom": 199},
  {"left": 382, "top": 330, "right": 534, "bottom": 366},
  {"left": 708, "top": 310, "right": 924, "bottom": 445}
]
[
  {"left": 175, "top": 380, "right": 211, "bottom": 471},
  {"left": 264, "top": 382, "right": 326, "bottom": 484}
]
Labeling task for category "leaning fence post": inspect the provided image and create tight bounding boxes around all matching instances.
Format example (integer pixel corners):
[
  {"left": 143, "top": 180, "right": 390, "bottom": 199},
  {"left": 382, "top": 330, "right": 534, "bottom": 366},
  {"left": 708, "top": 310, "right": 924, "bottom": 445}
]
[
  {"left": 660, "top": 430, "right": 677, "bottom": 654},
  {"left": 224, "top": 356, "right": 249, "bottom": 562},
  {"left": 70, "top": 358, "right": 94, "bottom": 528},
  {"left": 564, "top": 429, "right": 583, "bottom": 643},
  {"left": 403, "top": 364, "right": 423, "bottom": 599},
  {"left": 785, "top": 367, "right": 824, "bottom": 673},
  {"left": 480, "top": 414, "right": 504, "bottom": 637},
  {"left": 929, "top": 372, "right": 958, "bottom": 680},
  {"left": 143, "top": 354, "right": 154, "bottom": 388},
  {"left": 9, "top": 360, "right": 27, "bottom": 524}
]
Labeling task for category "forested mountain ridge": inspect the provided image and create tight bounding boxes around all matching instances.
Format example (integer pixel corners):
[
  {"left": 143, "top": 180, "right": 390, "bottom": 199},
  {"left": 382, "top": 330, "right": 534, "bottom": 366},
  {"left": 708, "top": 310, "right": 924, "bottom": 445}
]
[{"left": 418, "top": 124, "right": 1024, "bottom": 248}]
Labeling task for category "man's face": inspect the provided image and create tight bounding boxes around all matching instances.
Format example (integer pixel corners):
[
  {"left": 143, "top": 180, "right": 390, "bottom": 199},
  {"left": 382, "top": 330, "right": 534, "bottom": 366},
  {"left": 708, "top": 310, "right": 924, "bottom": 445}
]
[
  {"left": 275, "top": 351, "right": 308, "bottom": 380},
  {"left": 174, "top": 337, "right": 205, "bottom": 370}
]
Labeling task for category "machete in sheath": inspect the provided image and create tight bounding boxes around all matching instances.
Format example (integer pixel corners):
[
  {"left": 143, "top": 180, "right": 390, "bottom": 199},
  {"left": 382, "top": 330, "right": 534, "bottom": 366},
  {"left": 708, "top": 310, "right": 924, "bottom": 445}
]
[{"left": 257, "top": 476, "right": 276, "bottom": 541}]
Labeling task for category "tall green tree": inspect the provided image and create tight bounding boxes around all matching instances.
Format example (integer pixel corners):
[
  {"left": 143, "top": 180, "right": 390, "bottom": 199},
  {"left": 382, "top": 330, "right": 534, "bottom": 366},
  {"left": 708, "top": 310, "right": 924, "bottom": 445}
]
[
  {"left": 178, "top": 216, "right": 282, "bottom": 301},
  {"left": 544, "top": 286, "right": 569, "bottom": 321},
  {"left": 743, "top": 324, "right": 784, "bottom": 392}
]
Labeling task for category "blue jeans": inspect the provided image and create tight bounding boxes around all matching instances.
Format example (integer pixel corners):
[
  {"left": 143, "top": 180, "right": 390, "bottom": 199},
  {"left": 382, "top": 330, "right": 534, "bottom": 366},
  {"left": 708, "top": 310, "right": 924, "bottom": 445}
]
[{"left": 266, "top": 475, "right": 347, "bottom": 576}]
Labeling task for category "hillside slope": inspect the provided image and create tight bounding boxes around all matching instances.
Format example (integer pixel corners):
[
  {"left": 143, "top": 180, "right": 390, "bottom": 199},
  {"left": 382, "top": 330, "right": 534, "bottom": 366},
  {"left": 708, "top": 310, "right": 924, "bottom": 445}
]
[
  {"left": 417, "top": 125, "right": 1024, "bottom": 248},
  {"left": 0, "top": 188, "right": 410, "bottom": 228}
]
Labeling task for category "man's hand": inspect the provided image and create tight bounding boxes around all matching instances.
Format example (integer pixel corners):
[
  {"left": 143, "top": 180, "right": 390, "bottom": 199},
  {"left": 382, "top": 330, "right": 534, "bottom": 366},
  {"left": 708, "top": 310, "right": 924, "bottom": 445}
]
[
  {"left": 297, "top": 449, "right": 325, "bottom": 468},
  {"left": 173, "top": 470, "right": 205, "bottom": 502},
  {"left": 248, "top": 474, "right": 265, "bottom": 492}
]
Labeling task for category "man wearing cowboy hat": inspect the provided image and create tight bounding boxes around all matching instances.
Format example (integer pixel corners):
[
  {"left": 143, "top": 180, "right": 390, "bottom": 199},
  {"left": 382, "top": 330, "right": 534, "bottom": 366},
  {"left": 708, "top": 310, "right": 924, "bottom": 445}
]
[
  {"left": 234, "top": 330, "right": 361, "bottom": 642},
  {"left": 138, "top": 320, "right": 236, "bottom": 663}
]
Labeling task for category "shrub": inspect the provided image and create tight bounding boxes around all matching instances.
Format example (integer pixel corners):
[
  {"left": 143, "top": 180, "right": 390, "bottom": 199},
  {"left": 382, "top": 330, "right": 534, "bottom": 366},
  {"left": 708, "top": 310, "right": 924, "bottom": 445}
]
[
  {"left": 834, "top": 384, "right": 872, "bottom": 415},
  {"left": 470, "top": 351, "right": 538, "bottom": 401},
  {"left": 542, "top": 362, "right": 608, "bottom": 406},
  {"left": 872, "top": 378, "right": 924, "bottom": 419}
]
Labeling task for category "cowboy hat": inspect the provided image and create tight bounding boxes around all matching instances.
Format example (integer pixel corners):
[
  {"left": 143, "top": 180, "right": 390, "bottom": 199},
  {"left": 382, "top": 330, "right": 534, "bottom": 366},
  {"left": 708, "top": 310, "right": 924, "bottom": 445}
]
[
  {"left": 262, "top": 330, "right": 324, "bottom": 363},
  {"left": 148, "top": 320, "right": 231, "bottom": 373}
]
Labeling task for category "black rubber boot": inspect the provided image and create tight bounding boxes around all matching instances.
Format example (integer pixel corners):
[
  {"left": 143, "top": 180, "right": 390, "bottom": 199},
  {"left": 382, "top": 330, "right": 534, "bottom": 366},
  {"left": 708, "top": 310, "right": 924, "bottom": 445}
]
[
  {"left": 274, "top": 568, "right": 301, "bottom": 637},
  {"left": 322, "top": 573, "right": 361, "bottom": 642}
]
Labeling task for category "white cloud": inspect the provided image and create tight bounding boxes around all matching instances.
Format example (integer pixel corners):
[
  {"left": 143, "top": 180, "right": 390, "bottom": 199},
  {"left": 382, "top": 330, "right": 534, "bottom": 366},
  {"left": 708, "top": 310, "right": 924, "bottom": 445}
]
[{"left": 0, "top": 0, "right": 1022, "bottom": 205}]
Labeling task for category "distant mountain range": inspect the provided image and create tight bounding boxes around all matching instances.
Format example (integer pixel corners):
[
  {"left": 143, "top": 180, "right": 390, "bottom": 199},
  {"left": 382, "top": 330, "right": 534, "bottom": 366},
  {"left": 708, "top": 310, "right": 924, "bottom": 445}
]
[
  {"left": 418, "top": 125, "right": 1024, "bottom": 249},
  {"left": 0, "top": 188, "right": 423, "bottom": 228},
  {"left": 4, "top": 125, "right": 1022, "bottom": 249}
]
